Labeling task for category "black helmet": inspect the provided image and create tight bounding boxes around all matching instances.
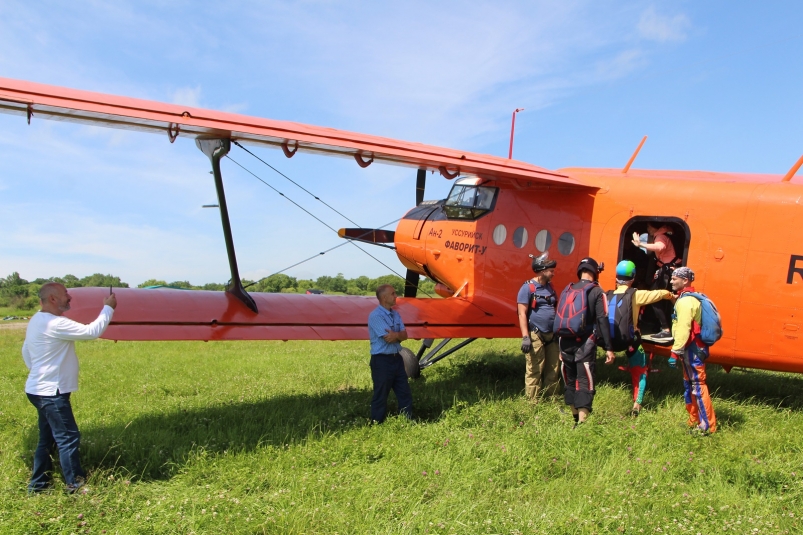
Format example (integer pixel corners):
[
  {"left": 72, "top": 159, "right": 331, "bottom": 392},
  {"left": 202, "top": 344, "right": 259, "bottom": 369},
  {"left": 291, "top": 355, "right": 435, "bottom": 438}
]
[
  {"left": 577, "top": 257, "right": 604, "bottom": 280},
  {"left": 529, "top": 252, "right": 557, "bottom": 273}
]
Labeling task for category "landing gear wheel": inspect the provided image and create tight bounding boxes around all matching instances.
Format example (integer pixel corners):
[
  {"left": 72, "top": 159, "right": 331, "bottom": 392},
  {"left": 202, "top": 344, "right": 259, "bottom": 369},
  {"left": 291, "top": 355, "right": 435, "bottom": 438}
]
[{"left": 400, "top": 347, "right": 421, "bottom": 379}]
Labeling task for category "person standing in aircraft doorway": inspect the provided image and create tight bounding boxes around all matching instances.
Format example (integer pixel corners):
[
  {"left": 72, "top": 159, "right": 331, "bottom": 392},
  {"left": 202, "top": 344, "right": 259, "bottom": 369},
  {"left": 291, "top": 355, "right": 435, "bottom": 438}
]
[
  {"left": 516, "top": 252, "right": 560, "bottom": 402},
  {"left": 367, "top": 284, "right": 412, "bottom": 423},
  {"left": 669, "top": 267, "right": 717, "bottom": 434},
  {"left": 632, "top": 222, "right": 680, "bottom": 339},
  {"left": 553, "top": 258, "right": 616, "bottom": 428}
]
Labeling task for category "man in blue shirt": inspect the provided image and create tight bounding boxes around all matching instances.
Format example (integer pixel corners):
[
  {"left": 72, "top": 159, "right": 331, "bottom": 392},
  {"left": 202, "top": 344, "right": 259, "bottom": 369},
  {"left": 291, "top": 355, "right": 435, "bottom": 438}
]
[
  {"left": 516, "top": 252, "right": 560, "bottom": 401},
  {"left": 367, "top": 284, "right": 412, "bottom": 423}
]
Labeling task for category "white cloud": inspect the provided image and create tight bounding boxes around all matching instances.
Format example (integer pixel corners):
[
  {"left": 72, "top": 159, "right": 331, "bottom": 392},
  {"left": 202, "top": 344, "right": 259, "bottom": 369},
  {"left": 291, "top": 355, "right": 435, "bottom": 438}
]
[
  {"left": 171, "top": 86, "right": 203, "bottom": 108},
  {"left": 0, "top": 1, "right": 699, "bottom": 282},
  {"left": 637, "top": 6, "right": 690, "bottom": 43}
]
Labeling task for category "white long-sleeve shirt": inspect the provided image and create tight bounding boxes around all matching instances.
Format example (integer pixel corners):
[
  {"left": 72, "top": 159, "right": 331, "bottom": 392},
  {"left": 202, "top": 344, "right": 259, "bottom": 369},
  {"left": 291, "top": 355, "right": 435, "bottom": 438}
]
[{"left": 22, "top": 305, "right": 114, "bottom": 395}]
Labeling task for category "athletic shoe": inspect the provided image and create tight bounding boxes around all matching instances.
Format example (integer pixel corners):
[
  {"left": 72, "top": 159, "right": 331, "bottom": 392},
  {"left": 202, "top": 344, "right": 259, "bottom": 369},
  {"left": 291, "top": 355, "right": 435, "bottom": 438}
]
[
  {"left": 651, "top": 331, "right": 673, "bottom": 340},
  {"left": 66, "top": 478, "right": 86, "bottom": 494}
]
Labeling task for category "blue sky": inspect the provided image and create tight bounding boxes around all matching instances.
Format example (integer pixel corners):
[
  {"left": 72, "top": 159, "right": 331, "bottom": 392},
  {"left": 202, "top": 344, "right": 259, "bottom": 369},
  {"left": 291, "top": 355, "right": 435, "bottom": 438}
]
[{"left": 1, "top": 1, "right": 801, "bottom": 286}]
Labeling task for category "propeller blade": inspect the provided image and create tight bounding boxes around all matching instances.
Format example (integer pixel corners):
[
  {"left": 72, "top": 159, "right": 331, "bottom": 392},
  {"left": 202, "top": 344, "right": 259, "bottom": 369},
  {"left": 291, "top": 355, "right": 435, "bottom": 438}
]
[
  {"left": 337, "top": 228, "right": 395, "bottom": 243},
  {"left": 416, "top": 168, "right": 426, "bottom": 206},
  {"left": 404, "top": 269, "right": 420, "bottom": 298}
]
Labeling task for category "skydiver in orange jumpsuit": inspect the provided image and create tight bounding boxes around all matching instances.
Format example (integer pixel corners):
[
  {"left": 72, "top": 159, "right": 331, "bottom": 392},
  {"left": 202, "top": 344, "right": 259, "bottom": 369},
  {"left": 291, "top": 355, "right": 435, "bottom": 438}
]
[{"left": 669, "top": 267, "right": 717, "bottom": 434}]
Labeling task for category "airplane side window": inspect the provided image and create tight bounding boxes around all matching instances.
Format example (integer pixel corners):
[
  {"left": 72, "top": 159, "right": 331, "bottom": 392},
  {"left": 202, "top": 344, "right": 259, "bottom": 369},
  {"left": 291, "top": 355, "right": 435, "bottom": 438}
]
[
  {"left": 535, "top": 229, "right": 552, "bottom": 252},
  {"left": 557, "top": 232, "right": 575, "bottom": 255},
  {"left": 493, "top": 224, "right": 507, "bottom": 245},
  {"left": 444, "top": 184, "right": 498, "bottom": 220},
  {"left": 475, "top": 187, "right": 495, "bottom": 209},
  {"left": 513, "top": 227, "right": 528, "bottom": 248}
]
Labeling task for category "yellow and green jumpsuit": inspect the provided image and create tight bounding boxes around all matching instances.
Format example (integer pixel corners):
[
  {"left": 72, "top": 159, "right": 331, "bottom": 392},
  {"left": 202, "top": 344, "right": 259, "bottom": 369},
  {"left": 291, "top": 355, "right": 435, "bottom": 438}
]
[
  {"left": 612, "top": 285, "right": 672, "bottom": 405},
  {"left": 672, "top": 289, "right": 717, "bottom": 433}
]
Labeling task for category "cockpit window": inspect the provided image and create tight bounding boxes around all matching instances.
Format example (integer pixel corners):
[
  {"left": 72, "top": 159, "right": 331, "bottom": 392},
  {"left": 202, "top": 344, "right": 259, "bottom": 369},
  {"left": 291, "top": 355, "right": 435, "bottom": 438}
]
[{"left": 444, "top": 184, "right": 497, "bottom": 220}]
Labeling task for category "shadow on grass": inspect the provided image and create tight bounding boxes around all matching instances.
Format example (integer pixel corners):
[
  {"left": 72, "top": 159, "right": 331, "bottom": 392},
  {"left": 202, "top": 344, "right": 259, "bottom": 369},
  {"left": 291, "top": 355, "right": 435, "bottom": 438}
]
[
  {"left": 595, "top": 355, "right": 803, "bottom": 411},
  {"left": 23, "top": 350, "right": 803, "bottom": 482},
  {"left": 22, "top": 351, "right": 526, "bottom": 482}
]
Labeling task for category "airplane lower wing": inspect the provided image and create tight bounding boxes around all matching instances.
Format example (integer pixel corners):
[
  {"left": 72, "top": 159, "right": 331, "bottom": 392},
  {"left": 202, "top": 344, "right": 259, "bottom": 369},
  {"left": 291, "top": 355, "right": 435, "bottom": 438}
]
[{"left": 64, "top": 288, "right": 518, "bottom": 341}]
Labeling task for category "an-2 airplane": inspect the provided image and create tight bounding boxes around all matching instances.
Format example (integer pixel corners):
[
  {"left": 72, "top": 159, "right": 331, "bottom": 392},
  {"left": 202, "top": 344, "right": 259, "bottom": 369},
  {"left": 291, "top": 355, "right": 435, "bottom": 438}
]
[{"left": 1, "top": 77, "right": 802, "bottom": 377}]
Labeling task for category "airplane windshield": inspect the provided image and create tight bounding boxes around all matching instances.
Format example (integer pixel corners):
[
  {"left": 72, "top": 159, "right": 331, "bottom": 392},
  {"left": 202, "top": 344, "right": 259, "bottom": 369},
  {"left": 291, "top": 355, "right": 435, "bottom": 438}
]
[{"left": 444, "top": 185, "right": 497, "bottom": 220}]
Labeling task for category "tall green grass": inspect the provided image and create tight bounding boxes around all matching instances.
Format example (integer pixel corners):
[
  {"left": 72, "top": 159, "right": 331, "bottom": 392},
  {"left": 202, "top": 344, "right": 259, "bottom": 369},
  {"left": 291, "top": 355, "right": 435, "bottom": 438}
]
[{"left": 1, "top": 329, "right": 801, "bottom": 534}]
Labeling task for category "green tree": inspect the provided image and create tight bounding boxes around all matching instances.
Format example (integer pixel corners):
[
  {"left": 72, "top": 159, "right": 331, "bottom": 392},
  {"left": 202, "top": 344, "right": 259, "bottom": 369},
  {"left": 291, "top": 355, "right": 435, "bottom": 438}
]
[
  {"left": 345, "top": 285, "right": 363, "bottom": 295},
  {"left": 167, "top": 281, "right": 193, "bottom": 289},
  {"left": 54, "top": 275, "right": 82, "bottom": 288},
  {"left": 330, "top": 273, "right": 348, "bottom": 293},
  {"left": 201, "top": 283, "right": 226, "bottom": 291},
  {"left": 256, "top": 274, "right": 297, "bottom": 293},
  {"left": 2, "top": 272, "right": 29, "bottom": 287},
  {"left": 138, "top": 279, "right": 168, "bottom": 288},
  {"left": 353, "top": 275, "right": 370, "bottom": 291},
  {"left": 80, "top": 273, "right": 130, "bottom": 288},
  {"left": 297, "top": 279, "right": 315, "bottom": 292},
  {"left": 367, "top": 275, "right": 405, "bottom": 296},
  {"left": 315, "top": 275, "right": 334, "bottom": 292},
  {"left": 418, "top": 278, "right": 436, "bottom": 297},
  {"left": 0, "top": 272, "right": 29, "bottom": 308}
]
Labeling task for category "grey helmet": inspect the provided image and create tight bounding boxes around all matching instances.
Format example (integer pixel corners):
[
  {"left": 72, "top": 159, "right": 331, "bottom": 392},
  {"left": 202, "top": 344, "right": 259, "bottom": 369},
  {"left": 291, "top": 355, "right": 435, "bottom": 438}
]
[{"left": 529, "top": 251, "right": 557, "bottom": 273}]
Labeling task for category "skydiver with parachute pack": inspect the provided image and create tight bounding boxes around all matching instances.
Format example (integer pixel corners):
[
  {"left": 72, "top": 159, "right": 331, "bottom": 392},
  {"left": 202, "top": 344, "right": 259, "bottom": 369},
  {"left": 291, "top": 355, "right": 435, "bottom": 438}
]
[
  {"left": 516, "top": 251, "right": 560, "bottom": 402},
  {"left": 553, "top": 257, "right": 616, "bottom": 428},
  {"left": 607, "top": 260, "right": 675, "bottom": 416}
]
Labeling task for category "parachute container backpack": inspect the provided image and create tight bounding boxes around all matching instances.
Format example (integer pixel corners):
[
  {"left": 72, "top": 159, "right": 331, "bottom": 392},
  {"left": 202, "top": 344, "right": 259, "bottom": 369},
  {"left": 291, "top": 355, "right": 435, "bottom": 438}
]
[
  {"left": 683, "top": 292, "right": 723, "bottom": 345},
  {"left": 607, "top": 287, "right": 637, "bottom": 352},
  {"left": 554, "top": 282, "right": 598, "bottom": 338}
]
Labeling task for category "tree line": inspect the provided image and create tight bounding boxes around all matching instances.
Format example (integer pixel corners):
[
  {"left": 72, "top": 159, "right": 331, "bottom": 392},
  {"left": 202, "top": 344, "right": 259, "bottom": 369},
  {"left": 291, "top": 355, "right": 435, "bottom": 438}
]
[{"left": 1, "top": 272, "right": 436, "bottom": 310}]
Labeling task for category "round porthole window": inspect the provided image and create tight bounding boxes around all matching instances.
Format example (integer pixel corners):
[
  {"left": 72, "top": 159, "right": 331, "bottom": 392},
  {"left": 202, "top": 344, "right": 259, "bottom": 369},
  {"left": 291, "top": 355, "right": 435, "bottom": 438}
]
[
  {"left": 534, "top": 229, "right": 552, "bottom": 252},
  {"left": 557, "top": 232, "right": 575, "bottom": 256},
  {"left": 512, "top": 227, "right": 528, "bottom": 248},
  {"left": 492, "top": 224, "right": 507, "bottom": 245}
]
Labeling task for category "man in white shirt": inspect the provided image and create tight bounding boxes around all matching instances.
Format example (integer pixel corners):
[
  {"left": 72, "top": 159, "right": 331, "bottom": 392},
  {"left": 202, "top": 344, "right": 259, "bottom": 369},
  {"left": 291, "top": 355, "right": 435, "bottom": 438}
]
[{"left": 22, "top": 282, "right": 116, "bottom": 493}]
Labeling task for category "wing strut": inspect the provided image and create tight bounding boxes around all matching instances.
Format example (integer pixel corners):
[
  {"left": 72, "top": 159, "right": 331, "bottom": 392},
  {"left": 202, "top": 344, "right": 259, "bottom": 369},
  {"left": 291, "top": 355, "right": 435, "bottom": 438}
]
[{"left": 196, "top": 137, "right": 258, "bottom": 313}]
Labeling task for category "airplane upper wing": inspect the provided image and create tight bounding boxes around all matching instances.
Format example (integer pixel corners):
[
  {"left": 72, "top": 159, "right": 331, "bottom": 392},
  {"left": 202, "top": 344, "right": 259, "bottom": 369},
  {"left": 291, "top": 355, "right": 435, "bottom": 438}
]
[
  {"left": 0, "top": 76, "right": 589, "bottom": 187},
  {"left": 64, "top": 288, "right": 519, "bottom": 341}
]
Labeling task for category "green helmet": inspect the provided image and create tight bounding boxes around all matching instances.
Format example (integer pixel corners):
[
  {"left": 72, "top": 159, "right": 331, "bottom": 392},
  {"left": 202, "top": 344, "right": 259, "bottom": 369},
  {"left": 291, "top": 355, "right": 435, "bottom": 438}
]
[{"left": 615, "top": 260, "right": 636, "bottom": 281}]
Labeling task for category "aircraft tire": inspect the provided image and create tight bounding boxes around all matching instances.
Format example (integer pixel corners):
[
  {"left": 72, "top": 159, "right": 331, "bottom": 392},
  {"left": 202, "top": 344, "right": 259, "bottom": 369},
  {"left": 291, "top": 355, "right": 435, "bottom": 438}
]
[{"left": 400, "top": 347, "right": 421, "bottom": 379}]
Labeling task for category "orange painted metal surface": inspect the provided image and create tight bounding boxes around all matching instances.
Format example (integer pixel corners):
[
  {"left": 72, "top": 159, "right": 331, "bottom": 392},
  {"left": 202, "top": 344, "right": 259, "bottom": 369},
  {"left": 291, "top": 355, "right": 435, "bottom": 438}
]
[
  {"left": 0, "top": 77, "right": 583, "bottom": 187},
  {"left": 3, "top": 78, "right": 802, "bottom": 375},
  {"left": 65, "top": 287, "right": 518, "bottom": 341}
]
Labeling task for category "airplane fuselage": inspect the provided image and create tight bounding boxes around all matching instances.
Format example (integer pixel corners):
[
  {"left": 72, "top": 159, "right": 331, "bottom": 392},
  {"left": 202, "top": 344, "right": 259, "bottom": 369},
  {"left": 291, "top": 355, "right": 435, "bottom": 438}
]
[{"left": 395, "top": 169, "right": 803, "bottom": 373}]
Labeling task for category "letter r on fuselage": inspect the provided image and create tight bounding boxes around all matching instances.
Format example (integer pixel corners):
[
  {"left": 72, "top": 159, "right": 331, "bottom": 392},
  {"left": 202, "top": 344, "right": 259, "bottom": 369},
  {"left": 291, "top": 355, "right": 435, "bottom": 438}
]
[{"left": 788, "top": 255, "right": 803, "bottom": 284}]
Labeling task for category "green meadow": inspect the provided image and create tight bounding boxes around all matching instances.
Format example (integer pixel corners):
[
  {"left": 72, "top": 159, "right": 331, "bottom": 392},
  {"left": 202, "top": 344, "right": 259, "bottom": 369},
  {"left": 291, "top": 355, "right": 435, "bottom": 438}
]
[{"left": 1, "top": 327, "right": 801, "bottom": 534}]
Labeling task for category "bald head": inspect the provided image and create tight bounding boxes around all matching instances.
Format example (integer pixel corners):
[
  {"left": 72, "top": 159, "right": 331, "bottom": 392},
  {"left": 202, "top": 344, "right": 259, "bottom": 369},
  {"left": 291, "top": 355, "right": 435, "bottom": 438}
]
[
  {"left": 38, "top": 282, "right": 65, "bottom": 301},
  {"left": 38, "top": 282, "right": 71, "bottom": 315},
  {"left": 375, "top": 284, "right": 398, "bottom": 310},
  {"left": 375, "top": 284, "right": 394, "bottom": 300}
]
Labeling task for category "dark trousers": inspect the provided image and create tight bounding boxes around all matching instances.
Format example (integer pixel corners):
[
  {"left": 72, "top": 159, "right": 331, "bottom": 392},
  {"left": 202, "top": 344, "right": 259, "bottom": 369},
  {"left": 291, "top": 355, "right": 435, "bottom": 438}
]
[
  {"left": 559, "top": 336, "right": 598, "bottom": 412},
  {"left": 651, "top": 265, "right": 674, "bottom": 330},
  {"left": 370, "top": 353, "right": 413, "bottom": 423},
  {"left": 26, "top": 392, "right": 85, "bottom": 491}
]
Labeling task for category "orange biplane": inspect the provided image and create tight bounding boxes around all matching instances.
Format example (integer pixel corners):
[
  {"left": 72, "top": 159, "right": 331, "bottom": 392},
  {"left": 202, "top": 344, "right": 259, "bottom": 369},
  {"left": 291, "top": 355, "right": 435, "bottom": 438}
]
[{"left": 1, "top": 77, "right": 801, "bottom": 376}]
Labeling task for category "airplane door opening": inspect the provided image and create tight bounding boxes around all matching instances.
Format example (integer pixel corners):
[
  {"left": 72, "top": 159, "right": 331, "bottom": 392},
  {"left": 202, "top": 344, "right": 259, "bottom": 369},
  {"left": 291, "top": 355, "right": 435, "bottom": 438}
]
[{"left": 617, "top": 216, "right": 691, "bottom": 336}]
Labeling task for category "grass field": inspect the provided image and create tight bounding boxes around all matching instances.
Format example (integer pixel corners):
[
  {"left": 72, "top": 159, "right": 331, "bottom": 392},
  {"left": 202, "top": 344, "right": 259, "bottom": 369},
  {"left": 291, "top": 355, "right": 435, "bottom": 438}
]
[{"left": 1, "top": 328, "right": 801, "bottom": 534}]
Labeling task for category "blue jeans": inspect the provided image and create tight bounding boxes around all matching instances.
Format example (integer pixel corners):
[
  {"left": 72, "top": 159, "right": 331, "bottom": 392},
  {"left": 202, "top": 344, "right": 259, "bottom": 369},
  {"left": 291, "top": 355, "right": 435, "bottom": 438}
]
[
  {"left": 370, "top": 353, "right": 413, "bottom": 423},
  {"left": 26, "top": 392, "right": 85, "bottom": 491}
]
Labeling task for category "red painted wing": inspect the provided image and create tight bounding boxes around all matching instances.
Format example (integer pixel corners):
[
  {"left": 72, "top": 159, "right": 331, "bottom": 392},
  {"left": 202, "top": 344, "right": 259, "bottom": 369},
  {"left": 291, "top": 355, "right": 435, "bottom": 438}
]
[
  {"left": 0, "top": 76, "right": 589, "bottom": 187},
  {"left": 64, "top": 287, "right": 518, "bottom": 341}
]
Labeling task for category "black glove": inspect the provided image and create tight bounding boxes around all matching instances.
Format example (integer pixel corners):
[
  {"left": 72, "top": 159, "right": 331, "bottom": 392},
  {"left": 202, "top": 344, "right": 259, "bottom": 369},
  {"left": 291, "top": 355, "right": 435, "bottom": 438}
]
[{"left": 521, "top": 335, "right": 532, "bottom": 353}]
